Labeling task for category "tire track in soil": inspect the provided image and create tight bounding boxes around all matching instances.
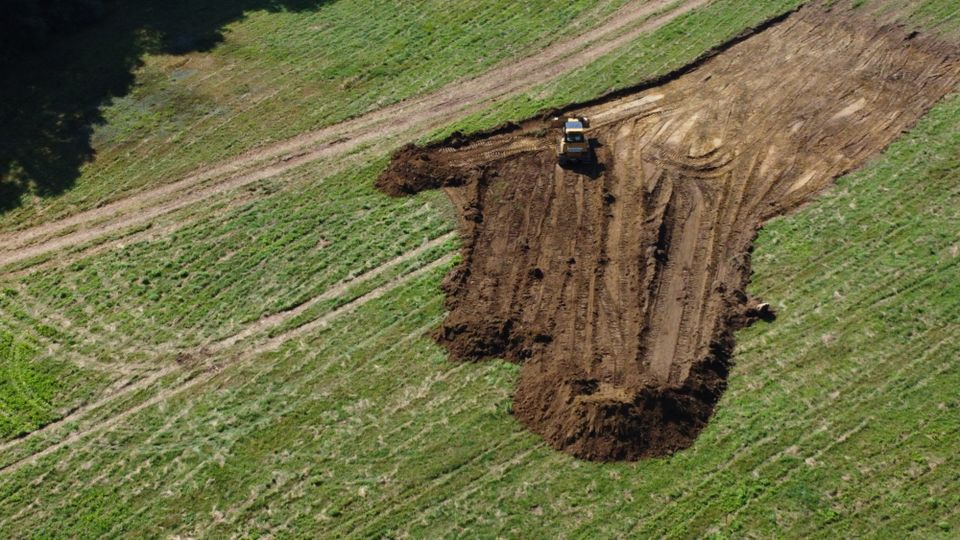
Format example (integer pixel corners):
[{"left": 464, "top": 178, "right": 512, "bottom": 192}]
[
  {"left": 80, "top": 310, "right": 447, "bottom": 537},
  {"left": 0, "top": 0, "right": 704, "bottom": 270},
  {"left": 0, "top": 246, "right": 455, "bottom": 473},
  {"left": 195, "top": 314, "right": 450, "bottom": 535},
  {"left": 376, "top": 4, "right": 960, "bottom": 460},
  {"left": 0, "top": 365, "right": 181, "bottom": 459}
]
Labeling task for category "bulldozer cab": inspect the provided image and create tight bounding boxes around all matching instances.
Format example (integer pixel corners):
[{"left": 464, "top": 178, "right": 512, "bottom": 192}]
[{"left": 556, "top": 117, "right": 592, "bottom": 164}]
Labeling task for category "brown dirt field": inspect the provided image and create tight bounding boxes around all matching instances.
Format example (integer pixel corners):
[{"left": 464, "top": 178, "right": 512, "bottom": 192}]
[{"left": 377, "top": 5, "right": 960, "bottom": 461}]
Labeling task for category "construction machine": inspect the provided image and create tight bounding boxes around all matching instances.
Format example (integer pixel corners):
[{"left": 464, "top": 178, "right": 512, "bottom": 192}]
[{"left": 553, "top": 116, "right": 592, "bottom": 165}]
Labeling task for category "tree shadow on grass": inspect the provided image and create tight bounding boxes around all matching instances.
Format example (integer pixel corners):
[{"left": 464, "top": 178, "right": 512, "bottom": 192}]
[{"left": 0, "top": 0, "right": 332, "bottom": 214}]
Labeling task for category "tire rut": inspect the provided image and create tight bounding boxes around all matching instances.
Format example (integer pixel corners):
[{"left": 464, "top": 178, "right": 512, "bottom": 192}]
[
  {"left": 376, "top": 4, "right": 960, "bottom": 460},
  {"left": 0, "top": 244, "right": 455, "bottom": 473}
]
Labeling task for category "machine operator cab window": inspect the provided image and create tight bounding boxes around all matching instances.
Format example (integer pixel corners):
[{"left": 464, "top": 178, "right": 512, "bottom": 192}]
[{"left": 564, "top": 132, "right": 586, "bottom": 143}]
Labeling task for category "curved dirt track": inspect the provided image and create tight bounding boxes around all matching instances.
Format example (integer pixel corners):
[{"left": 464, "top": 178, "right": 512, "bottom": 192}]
[
  {"left": 0, "top": 0, "right": 706, "bottom": 269},
  {"left": 378, "top": 5, "right": 960, "bottom": 460},
  {"left": 0, "top": 250, "right": 455, "bottom": 474}
]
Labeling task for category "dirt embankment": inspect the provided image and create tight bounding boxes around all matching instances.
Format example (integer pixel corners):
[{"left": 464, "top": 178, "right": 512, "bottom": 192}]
[{"left": 378, "top": 5, "right": 960, "bottom": 461}]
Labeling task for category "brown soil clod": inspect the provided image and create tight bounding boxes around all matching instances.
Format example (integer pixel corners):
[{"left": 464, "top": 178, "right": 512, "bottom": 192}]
[{"left": 377, "top": 5, "right": 960, "bottom": 461}]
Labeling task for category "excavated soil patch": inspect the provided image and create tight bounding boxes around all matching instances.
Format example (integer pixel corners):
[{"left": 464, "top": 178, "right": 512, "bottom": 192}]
[{"left": 378, "top": 5, "right": 960, "bottom": 461}]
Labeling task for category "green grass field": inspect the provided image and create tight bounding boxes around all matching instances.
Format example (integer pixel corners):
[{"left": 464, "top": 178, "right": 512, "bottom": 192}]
[
  {"left": 1, "top": 0, "right": 633, "bottom": 229},
  {"left": 0, "top": 0, "right": 957, "bottom": 537}
]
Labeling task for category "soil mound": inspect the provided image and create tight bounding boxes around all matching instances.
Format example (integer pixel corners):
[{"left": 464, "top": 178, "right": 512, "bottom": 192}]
[{"left": 378, "top": 5, "right": 960, "bottom": 460}]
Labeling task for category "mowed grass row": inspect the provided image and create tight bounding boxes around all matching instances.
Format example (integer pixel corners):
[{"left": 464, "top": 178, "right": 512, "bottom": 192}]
[
  {"left": 17, "top": 159, "right": 454, "bottom": 353},
  {"left": 0, "top": 329, "right": 104, "bottom": 441},
  {"left": 0, "top": 90, "right": 956, "bottom": 535},
  {"left": 1, "top": 0, "right": 631, "bottom": 230},
  {"left": 0, "top": 298, "right": 112, "bottom": 440},
  {"left": 0, "top": 0, "right": 809, "bottom": 442}
]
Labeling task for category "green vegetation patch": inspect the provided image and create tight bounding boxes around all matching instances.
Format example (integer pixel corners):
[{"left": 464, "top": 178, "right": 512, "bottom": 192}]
[
  {"left": 0, "top": 0, "right": 630, "bottom": 229},
  {"left": 430, "top": 0, "right": 806, "bottom": 140},
  {"left": 0, "top": 330, "right": 81, "bottom": 440}
]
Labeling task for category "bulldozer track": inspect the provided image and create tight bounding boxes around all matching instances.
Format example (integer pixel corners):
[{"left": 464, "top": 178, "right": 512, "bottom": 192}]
[{"left": 377, "top": 4, "right": 960, "bottom": 460}]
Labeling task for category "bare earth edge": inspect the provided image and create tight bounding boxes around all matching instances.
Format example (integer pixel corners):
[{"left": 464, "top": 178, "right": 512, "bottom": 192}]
[{"left": 376, "top": 4, "right": 960, "bottom": 461}]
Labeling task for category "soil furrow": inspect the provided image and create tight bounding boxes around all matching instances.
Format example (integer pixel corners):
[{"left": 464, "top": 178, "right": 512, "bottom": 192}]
[{"left": 376, "top": 4, "right": 960, "bottom": 460}]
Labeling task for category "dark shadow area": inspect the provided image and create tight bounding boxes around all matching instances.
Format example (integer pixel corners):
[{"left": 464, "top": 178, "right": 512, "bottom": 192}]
[
  {"left": 560, "top": 139, "right": 605, "bottom": 179},
  {"left": 0, "top": 0, "right": 332, "bottom": 213}
]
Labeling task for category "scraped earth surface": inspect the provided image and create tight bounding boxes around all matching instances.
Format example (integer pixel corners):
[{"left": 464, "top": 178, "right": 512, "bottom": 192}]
[{"left": 378, "top": 5, "right": 960, "bottom": 461}]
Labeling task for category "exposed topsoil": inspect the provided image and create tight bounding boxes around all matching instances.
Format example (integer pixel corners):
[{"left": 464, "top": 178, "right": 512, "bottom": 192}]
[{"left": 377, "top": 4, "right": 960, "bottom": 461}]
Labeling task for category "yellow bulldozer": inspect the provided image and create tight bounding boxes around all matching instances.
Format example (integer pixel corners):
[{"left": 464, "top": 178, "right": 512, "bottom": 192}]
[{"left": 552, "top": 116, "right": 593, "bottom": 165}]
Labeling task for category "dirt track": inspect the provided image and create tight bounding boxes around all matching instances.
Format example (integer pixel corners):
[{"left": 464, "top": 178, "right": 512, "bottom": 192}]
[
  {"left": 3, "top": 0, "right": 713, "bottom": 473},
  {"left": 0, "top": 0, "right": 704, "bottom": 269},
  {"left": 378, "top": 5, "right": 960, "bottom": 460}
]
